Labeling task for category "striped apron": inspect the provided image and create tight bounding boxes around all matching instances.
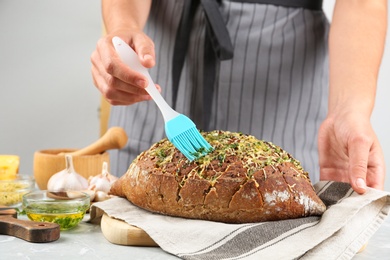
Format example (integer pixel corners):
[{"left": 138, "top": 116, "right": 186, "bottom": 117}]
[{"left": 108, "top": 0, "right": 329, "bottom": 183}]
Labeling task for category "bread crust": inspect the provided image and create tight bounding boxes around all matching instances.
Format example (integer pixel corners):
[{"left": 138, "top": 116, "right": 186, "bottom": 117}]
[{"left": 110, "top": 131, "right": 326, "bottom": 223}]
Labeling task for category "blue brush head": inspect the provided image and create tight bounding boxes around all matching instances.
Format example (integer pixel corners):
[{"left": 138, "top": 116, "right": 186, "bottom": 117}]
[{"left": 165, "top": 114, "right": 213, "bottom": 161}]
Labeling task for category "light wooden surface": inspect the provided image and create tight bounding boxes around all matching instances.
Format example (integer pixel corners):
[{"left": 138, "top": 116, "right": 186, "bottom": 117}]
[{"left": 101, "top": 213, "right": 158, "bottom": 247}]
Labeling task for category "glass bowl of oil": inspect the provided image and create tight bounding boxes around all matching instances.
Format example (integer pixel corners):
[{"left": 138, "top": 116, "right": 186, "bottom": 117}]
[{"left": 22, "top": 190, "right": 90, "bottom": 230}]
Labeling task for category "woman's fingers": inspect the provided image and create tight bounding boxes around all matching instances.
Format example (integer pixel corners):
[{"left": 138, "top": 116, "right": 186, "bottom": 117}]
[
  {"left": 91, "top": 63, "right": 151, "bottom": 105},
  {"left": 347, "top": 135, "right": 370, "bottom": 194},
  {"left": 91, "top": 35, "right": 155, "bottom": 105}
]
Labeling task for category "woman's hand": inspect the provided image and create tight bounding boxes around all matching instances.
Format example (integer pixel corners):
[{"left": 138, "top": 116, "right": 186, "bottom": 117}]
[
  {"left": 322, "top": 0, "right": 387, "bottom": 194},
  {"left": 318, "top": 111, "right": 385, "bottom": 194},
  {"left": 91, "top": 30, "right": 159, "bottom": 105}
]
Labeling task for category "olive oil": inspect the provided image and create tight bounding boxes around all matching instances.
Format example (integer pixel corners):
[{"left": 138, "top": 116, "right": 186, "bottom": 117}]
[
  {"left": 27, "top": 211, "right": 85, "bottom": 230},
  {"left": 23, "top": 190, "right": 90, "bottom": 231}
]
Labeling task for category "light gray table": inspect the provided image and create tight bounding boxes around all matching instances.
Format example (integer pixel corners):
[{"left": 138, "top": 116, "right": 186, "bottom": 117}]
[{"left": 1, "top": 214, "right": 389, "bottom": 259}]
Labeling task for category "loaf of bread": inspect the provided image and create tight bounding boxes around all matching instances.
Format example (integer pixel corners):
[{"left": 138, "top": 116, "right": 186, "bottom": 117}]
[{"left": 110, "top": 130, "right": 326, "bottom": 223}]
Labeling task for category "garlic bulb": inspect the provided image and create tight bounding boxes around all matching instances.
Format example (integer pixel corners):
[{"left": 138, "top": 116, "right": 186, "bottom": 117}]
[
  {"left": 88, "top": 162, "right": 117, "bottom": 193},
  {"left": 101, "top": 161, "right": 118, "bottom": 184},
  {"left": 47, "top": 155, "right": 88, "bottom": 191},
  {"left": 88, "top": 177, "right": 111, "bottom": 193}
]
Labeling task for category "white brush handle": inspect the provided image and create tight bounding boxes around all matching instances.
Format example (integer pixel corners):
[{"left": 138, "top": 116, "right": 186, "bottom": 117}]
[{"left": 112, "top": 36, "right": 179, "bottom": 122}]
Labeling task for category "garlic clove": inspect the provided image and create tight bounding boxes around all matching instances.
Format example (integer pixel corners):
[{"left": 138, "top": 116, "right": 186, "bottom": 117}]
[
  {"left": 94, "top": 191, "right": 110, "bottom": 202},
  {"left": 66, "top": 190, "right": 88, "bottom": 199},
  {"left": 88, "top": 184, "right": 97, "bottom": 191},
  {"left": 81, "top": 189, "right": 96, "bottom": 202}
]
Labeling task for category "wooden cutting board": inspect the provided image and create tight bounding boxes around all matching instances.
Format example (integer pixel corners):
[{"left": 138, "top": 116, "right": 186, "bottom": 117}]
[
  {"left": 100, "top": 213, "right": 158, "bottom": 246},
  {"left": 0, "top": 208, "right": 60, "bottom": 243}
]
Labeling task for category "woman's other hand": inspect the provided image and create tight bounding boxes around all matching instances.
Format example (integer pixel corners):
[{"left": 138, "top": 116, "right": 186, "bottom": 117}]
[{"left": 319, "top": 111, "right": 385, "bottom": 194}]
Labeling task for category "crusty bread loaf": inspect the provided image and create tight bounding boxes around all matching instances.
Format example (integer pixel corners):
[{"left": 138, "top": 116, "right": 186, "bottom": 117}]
[{"left": 110, "top": 130, "right": 326, "bottom": 223}]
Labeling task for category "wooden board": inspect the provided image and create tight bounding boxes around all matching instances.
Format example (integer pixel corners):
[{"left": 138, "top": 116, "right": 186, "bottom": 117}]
[
  {"left": 0, "top": 215, "right": 60, "bottom": 243},
  {"left": 100, "top": 213, "right": 158, "bottom": 247}
]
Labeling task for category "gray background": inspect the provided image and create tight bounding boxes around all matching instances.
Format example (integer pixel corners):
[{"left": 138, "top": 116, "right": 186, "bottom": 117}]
[{"left": 0, "top": 0, "right": 389, "bottom": 191}]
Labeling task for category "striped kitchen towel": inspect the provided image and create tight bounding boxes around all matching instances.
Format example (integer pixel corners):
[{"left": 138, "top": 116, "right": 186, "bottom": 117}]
[{"left": 91, "top": 181, "right": 390, "bottom": 260}]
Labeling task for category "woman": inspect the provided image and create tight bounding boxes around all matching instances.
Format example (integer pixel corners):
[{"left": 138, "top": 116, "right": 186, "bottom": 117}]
[{"left": 91, "top": 0, "right": 387, "bottom": 194}]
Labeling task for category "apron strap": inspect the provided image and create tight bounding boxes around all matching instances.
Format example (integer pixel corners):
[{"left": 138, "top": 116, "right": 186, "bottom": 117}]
[
  {"left": 172, "top": 0, "right": 233, "bottom": 111},
  {"left": 201, "top": 0, "right": 235, "bottom": 60},
  {"left": 172, "top": 0, "right": 200, "bottom": 111}
]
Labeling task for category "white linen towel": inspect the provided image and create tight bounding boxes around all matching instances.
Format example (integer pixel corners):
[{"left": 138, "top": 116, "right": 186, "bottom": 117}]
[{"left": 90, "top": 181, "right": 390, "bottom": 260}]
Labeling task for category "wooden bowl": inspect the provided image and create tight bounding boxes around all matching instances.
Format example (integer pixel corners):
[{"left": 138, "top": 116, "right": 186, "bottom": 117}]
[{"left": 33, "top": 149, "right": 110, "bottom": 190}]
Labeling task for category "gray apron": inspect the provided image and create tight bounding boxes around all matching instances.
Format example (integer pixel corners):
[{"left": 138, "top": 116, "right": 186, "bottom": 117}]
[{"left": 109, "top": 0, "right": 329, "bottom": 183}]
